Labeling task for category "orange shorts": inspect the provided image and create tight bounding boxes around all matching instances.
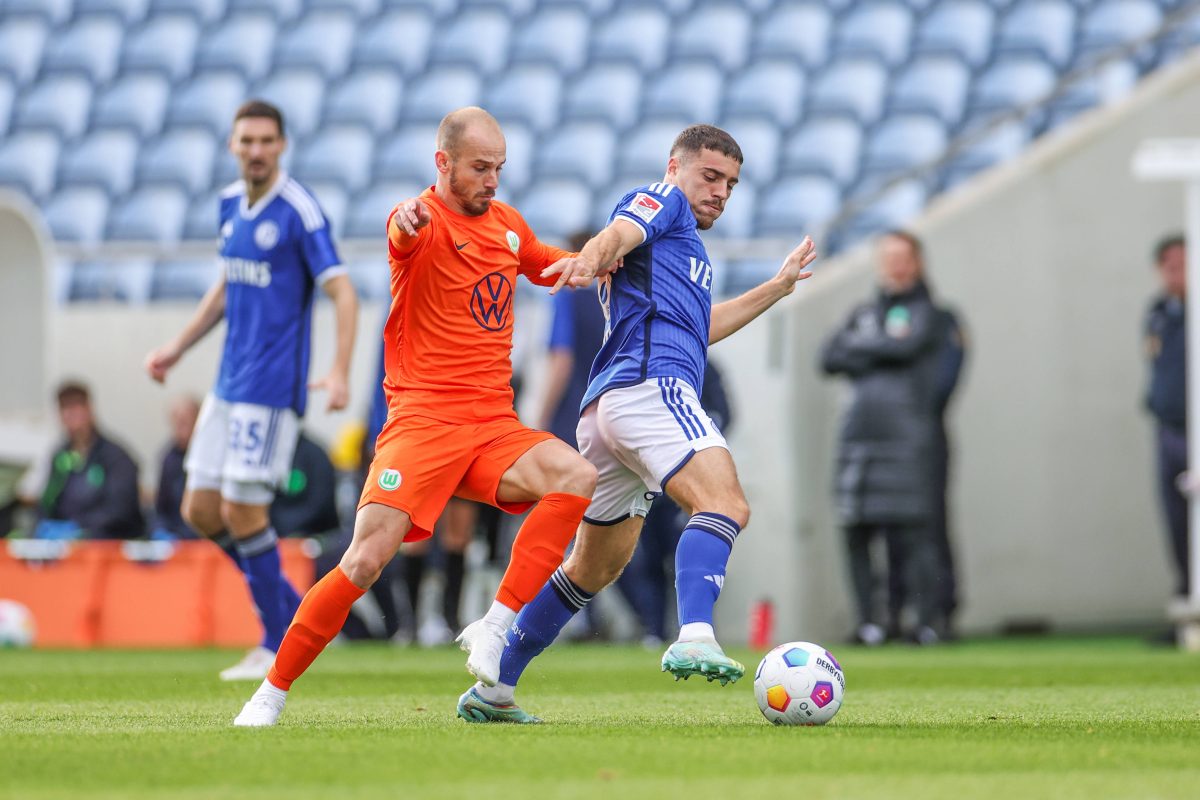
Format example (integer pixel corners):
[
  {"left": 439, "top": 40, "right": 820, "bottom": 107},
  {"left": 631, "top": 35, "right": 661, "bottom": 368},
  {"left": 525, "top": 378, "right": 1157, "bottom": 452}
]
[{"left": 359, "top": 412, "right": 555, "bottom": 542}]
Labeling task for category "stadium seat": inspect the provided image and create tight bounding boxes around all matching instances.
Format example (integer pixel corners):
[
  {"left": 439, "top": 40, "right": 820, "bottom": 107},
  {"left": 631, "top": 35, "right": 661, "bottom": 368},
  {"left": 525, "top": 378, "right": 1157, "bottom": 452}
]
[
  {"left": 535, "top": 122, "right": 617, "bottom": 189},
  {"left": 167, "top": 71, "right": 248, "bottom": 133},
  {"left": 195, "top": 13, "right": 278, "bottom": 81},
  {"left": 68, "top": 259, "right": 155, "bottom": 303},
  {"left": 7, "top": 0, "right": 73, "bottom": 24},
  {"left": 642, "top": 62, "right": 724, "bottom": 123},
  {"left": 510, "top": 7, "right": 590, "bottom": 74},
  {"left": 351, "top": 10, "right": 434, "bottom": 76},
  {"left": 862, "top": 114, "right": 949, "bottom": 176},
  {"left": 0, "top": 78, "right": 13, "bottom": 137},
  {"left": 236, "top": 0, "right": 302, "bottom": 22},
  {"left": 0, "top": 16, "right": 49, "bottom": 86},
  {"left": 756, "top": 176, "right": 842, "bottom": 236},
  {"left": 43, "top": 187, "right": 110, "bottom": 245},
  {"left": 107, "top": 186, "right": 189, "bottom": 243},
  {"left": 58, "top": 130, "right": 140, "bottom": 195},
  {"left": 970, "top": 56, "right": 1058, "bottom": 116},
  {"left": 498, "top": 121, "right": 535, "bottom": 194},
  {"left": 719, "top": 117, "right": 781, "bottom": 186},
  {"left": 1077, "top": 0, "right": 1163, "bottom": 64},
  {"left": 40, "top": 15, "right": 124, "bottom": 85},
  {"left": 151, "top": 0, "right": 227, "bottom": 24},
  {"left": 274, "top": 11, "right": 357, "bottom": 78},
  {"left": 381, "top": 0, "right": 458, "bottom": 16},
  {"left": 402, "top": 68, "right": 482, "bottom": 123},
  {"left": 561, "top": 64, "right": 642, "bottom": 129},
  {"left": 151, "top": 258, "right": 221, "bottom": 300},
  {"left": 120, "top": 14, "right": 201, "bottom": 82},
  {"left": 253, "top": 68, "right": 326, "bottom": 139},
  {"left": 324, "top": 70, "right": 402, "bottom": 134},
  {"left": 940, "top": 119, "right": 1032, "bottom": 188},
  {"left": 781, "top": 117, "right": 865, "bottom": 187},
  {"left": 995, "top": 0, "right": 1078, "bottom": 67},
  {"left": 309, "top": 0, "right": 379, "bottom": 15},
  {"left": 344, "top": 181, "right": 422, "bottom": 239},
  {"left": 808, "top": 59, "right": 890, "bottom": 125},
  {"left": 428, "top": 10, "right": 511, "bottom": 75},
  {"left": 374, "top": 124, "right": 439, "bottom": 183},
  {"left": 617, "top": 118, "right": 692, "bottom": 177},
  {"left": 706, "top": 181, "right": 756, "bottom": 239},
  {"left": 16, "top": 75, "right": 93, "bottom": 140},
  {"left": 1046, "top": 58, "right": 1138, "bottom": 127},
  {"left": 912, "top": 0, "right": 995, "bottom": 67},
  {"left": 888, "top": 56, "right": 972, "bottom": 126},
  {"left": 306, "top": 181, "right": 348, "bottom": 236},
  {"left": 294, "top": 125, "right": 374, "bottom": 191},
  {"left": 755, "top": 2, "right": 833, "bottom": 69},
  {"left": 138, "top": 128, "right": 218, "bottom": 194},
  {"left": 0, "top": 132, "right": 60, "bottom": 198},
  {"left": 838, "top": 179, "right": 928, "bottom": 243},
  {"left": 723, "top": 60, "right": 806, "bottom": 129},
  {"left": 182, "top": 189, "right": 220, "bottom": 239},
  {"left": 517, "top": 180, "right": 592, "bottom": 240},
  {"left": 673, "top": 4, "right": 752, "bottom": 71},
  {"left": 77, "top": 0, "right": 149, "bottom": 23},
  {"left": 1156, "top": 8, "right": 1200, "bottom": 66},
  {"left": 834, "top": 1, "right": 915, "bottom": 66},
  {"left": 592, "top": 175, "right": 642, "bottom": 230},
  {"left": 485, "top": 65, "right": 563, "bottom": 132},
  {"left": 92, "top": 74, "right": 171, "bottom": 138},
  {"left": 591, "top": 7, "right": 671, "bottom": 70}
]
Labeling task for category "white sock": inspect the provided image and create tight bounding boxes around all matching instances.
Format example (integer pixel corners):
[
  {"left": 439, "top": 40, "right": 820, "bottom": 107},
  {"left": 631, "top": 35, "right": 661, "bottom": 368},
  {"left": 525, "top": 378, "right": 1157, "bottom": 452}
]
[
  {"left": 483, "top": 600, "right": 517, "bottom": 632},
  {"left": 256, "top": 678, "right": 288, "bottom": 699},
  {"left": 474, "top": 680, "right": 515, "bottom": 705},
  {"left": 678, "top": 622, "right": 716, "bottom": 643}
]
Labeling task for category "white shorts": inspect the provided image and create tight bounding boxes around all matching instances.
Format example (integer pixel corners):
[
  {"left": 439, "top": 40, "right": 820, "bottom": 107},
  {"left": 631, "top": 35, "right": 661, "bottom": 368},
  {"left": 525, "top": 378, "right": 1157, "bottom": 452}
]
[
  {"left": 183, "top": 393, "right": 300, "bottom": 505},
  {"left": 577, "top": 377, "right": 728, "bottom": 525}
]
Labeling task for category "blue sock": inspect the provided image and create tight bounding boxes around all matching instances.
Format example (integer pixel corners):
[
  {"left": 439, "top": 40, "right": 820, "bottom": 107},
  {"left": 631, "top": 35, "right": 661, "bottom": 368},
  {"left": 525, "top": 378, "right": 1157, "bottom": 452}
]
[
  {"left": 675, "top": 512, "right": 741, "bottom": 630},
  {"left": 235, "top": 527, "right": 293, "bottom": 652},
  {"left": 498, "top": 567, "right": 594, "bottom": 688}
]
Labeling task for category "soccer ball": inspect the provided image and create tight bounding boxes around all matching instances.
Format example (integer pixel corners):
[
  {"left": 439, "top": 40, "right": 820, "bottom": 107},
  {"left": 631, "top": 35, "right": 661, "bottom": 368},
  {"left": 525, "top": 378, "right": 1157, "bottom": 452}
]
[
  {"left": 753, "top": 641, "right": 845, "bottom": 725},
  {"left": 0, "top": 599, "right": 36, "bottom": 648}
]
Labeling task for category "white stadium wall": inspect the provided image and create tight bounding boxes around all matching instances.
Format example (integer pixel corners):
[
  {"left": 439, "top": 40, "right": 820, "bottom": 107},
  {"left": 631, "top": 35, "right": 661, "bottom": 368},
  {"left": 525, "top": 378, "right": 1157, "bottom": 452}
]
[{"left": 0, "top": 190, "right": 51, "bottom": 418}]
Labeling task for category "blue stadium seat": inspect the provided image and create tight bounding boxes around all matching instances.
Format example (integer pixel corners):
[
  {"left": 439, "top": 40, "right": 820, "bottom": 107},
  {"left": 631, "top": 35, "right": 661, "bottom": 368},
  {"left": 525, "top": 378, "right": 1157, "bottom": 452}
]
[
  {"left": 1157, "top": 7, "right": 1200, "bottom": 65},
  {"left": 306, "top": 181, "right": 349, "bottom": 236},
  {"left": 724, "top": 60, "right": 805, "bottom": 128},
  {"left": 706, "top": 181, "right": 755, "bottom": 239},
  {"left": 592, "top": 7, "right": 671, "bottom": 70},
  {"left": 912, "top": 0, "right": 994, "bottom": 67},
  {"left": 121, "top": 14, "right": 201, "bottom": 82},
  {"left": 485, "top": 65, "right": 562, "bottom": 132},
  {"left": 781, "top": 117, "right": 865, "bottom": 187},
  {"left": 309, "top": 0, "right": 379, "bottom": 16},
  {"left": 402, "top": 68, "right": 482, "bottom": 123},
  {"left": 970, "top": 56, "right": 1058, "bottom": 115},
  {"left": 7, "top": 0, "right": 73, "bottom": 25},
  {"left": 151, "top": 258, "right": 221, "bottom": 301},
  {"left": 839, "top": 179, "right": 928, "bottom": 243},
  {"left": 237, "top": 0, "right": 302, "bottom": 23},
  {"left": 107, "top": 186, "right": 189, "bottom": 243},
  {"left": 995, "top": 0, "right": 1077, "bottom": 67},
  {"left": 294, "top": 125, "right": 374, "bottom": 191},
  {"left": 16, "top": 76, "right": 93, "bottom": 140},
  {"left": 517, "top": 180, "right": 592, "bottom": 240},
  {"left": 642, "top": 62, "right": 724, "bottom": 122},
  {"left": 720, "top": 117, "right": 781, "bottom": 186},
  {"left": 374, "top": 124, "right": 439, "bottom": 182},
  {"left": 496, "top": 121, "right": 535, "bottom": 194},
  {"left": 68, "top": 259, "right": 155, "bottom": 303},
  {"left": 540, "top": 0, "right": 613, "bottom": 12},
  {"left": 862, "top": 114, "right": 949, "bottom": 175},
  {"left": 40, "top": 15, "right": 124, "bottom": 85},
  {"left": 254, "top": 68, "right": 326, "bottom": 139},
  {"left": 0, "top": 132, "right": 60, "bottom": 198},
  {"left": 756, "top": 176, "right": 842, "bottom": 236},
  {"left": 756, "top": 2, "right": 833, "bottom": 69},
  {"left": 673, "top": 4, "right": 752, "bottom": 71},
  {"left": 182, "top": 189, "right": 220, "bottom": 239},
  {"left": 592, "top": 175, "right": 643, "bottom": 230},
  {"left": 381, "top": 0, "right": 458, "bottom": 16},
  {"left": 1046, "top": 58, "right": 1137, "bottom": 127},
  {"left": 352, "top": 10, "right": 434, "bottom": 76},
  {"left": 344, "top": 181, "right": 422, "bottom": 239},
  {"left": 940, "top": 119, "right": 1031, "bottom": 188},
  {"left": 429, "top": 10, "right": 511, "bottom": 75},
  {"left": 195, "top": 13, "right": 278, "bottom": 81},
  {"left": 58, "top": 130, "right": 140, "bottom": 195},
  {"left": 617, "top": 118, "right": 691, "bottom": 176},
  {"left": 92, "top": 73, "right": 171, "bottom": 137},
  {"left": 151, "top": 0, "right": 226, "bottom": 24},
  {"left": 459, "top": 0, "right": 536, "bottom": 13},
  {"left": 275, "top": 11, "right": 357, "bottom": 78},
  {"left": 889, "top": 56, "right": 971, "bottom": 126},
  {"left": 510, "top": 7, "right": 590, "bottom": 74},
  {"left": 138, "top": 128, "right": 217, "bottom": 194},
  {"left": 808, "top": 59, "right": 890, "bottom": 125},
  {"left": 535, "top": 122, "right": 617, "bottom": 188},
  {"left": 76, "top": 0, "right": 149, "bottom": 24},
  {"left": 561, "top": 64, "right": 642, "bottom": 129},
  {"left": 325, "top": 70, "right": 402, "bottom": 134},
  {"left": 0, "top": 78, "right": 13, "bottom": 137},
  {"left": 44, "top": 187, "right": 110, "bottom": 245},
  {"left": 0, "top": 17, "right": 49, "bottom": 86},
  {"left": 167, "top": 71, "right": 247, "bottom": 133},
  {"left": 1077, "top": 0, "right": 1163, "bottom": 64},
  {"left": 834, "top": 1, "right": 915, "bottom": 66}
]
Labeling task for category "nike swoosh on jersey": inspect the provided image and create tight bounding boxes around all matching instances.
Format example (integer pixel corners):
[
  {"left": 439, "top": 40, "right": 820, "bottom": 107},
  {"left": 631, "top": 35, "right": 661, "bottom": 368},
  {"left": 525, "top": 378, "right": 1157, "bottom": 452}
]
[{"left": 455, "top": 241, "right": 470, "bottom": 250}]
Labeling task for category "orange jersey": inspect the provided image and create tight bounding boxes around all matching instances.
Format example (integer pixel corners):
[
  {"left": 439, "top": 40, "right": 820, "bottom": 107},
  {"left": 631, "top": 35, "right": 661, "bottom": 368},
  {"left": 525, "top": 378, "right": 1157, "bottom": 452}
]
[{"left": 383, "top": 186, "right": 570, "bottom": 422}]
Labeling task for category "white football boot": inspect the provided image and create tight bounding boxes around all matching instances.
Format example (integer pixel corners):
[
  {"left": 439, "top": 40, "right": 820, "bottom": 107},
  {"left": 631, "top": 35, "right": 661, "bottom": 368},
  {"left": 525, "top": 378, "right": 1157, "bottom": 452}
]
[
  {"left": 455, "top": 618, "right": 507, "bottom": 687},
  {"left": 219, "top": 646, "right": 276, "bottom": 681},
  {"left": 233, "top": 681, "right": 288, "bottom": 727}
]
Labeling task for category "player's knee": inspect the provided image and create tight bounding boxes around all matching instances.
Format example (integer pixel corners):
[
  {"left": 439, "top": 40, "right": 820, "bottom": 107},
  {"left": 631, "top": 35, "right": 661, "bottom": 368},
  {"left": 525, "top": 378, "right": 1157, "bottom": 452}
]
[
  {"left": 731, "top": 499, "right": 751, "bottom": 530},
  {"left": 182, "top": 494, "right": 221, "bottom": 536},
  {"left": 220, "top": 501, "right": 269, "bottom": 537}
]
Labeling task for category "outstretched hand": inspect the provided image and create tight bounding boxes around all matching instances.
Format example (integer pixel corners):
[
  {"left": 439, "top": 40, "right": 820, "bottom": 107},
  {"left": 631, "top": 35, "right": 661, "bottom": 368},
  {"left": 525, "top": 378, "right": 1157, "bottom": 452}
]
[
  {"left": 541, "top": 256, "right": 601, "bottom": 295},
  {"left": 775, "top": 236, "right": 818, "bottom": 295},
  {"left": 393, "top": 198, "right": 432, "bottom": 236},
  {"left": 144, "top": 343, "right": 182, "bottom": 384}
]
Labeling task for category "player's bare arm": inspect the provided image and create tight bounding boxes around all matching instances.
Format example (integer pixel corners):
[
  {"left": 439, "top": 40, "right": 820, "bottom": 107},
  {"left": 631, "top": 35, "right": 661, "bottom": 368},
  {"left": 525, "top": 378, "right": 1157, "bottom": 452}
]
[
  {"left": 541, "top": 218, "right": 644, "bottom": 294},
  {"left": 309, "top": 273, "right": 358, "bottom": 412},
  {"left": 143, "top": 276, "right": 227, "bottom": 383},
  {"left": 709, "top": 236, "right": 817, "bottom": 345}
]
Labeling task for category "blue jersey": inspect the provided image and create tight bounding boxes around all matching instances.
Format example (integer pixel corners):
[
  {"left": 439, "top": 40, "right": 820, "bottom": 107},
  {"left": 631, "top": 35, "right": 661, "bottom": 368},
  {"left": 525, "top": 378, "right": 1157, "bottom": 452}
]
[
  {"left": 215, "top": 172, "right": 343, "bottom": 416},
  {"left": 581, "top": 181, "right": 714, "bottom": 411}
]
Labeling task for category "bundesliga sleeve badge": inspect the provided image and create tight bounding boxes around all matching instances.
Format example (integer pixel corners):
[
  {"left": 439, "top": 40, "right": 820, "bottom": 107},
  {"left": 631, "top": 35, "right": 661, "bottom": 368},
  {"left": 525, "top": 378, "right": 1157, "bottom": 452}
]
[{"left": 626, "top": 193, "right": 664, "bottom": 224}]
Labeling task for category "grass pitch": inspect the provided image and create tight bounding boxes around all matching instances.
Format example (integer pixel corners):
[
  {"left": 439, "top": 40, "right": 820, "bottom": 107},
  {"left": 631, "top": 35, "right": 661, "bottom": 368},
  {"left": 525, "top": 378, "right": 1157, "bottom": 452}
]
[{"left": 3, "top": 636, "right": 1199, "bottom": 799}]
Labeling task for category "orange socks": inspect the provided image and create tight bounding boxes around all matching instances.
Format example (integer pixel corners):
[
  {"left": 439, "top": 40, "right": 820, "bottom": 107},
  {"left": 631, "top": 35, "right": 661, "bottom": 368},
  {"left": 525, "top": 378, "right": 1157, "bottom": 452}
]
[
  {"left": 496, "top": 492, "right": 591, "bottom": 611},
  {"left": 267, "top": 566, "right": 365, "bottom": 691}
]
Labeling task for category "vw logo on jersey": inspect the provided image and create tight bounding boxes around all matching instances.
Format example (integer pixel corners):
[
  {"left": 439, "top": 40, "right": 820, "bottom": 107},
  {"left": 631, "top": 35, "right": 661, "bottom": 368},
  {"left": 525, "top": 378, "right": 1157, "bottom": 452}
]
[
  {"left": 254, "top": 220, "right": 280, "bottom": 251},
  {"left": 505, "top": 230, "right": 520, "bottom": 254},
  {"left": 470, "top": 272, "right": 513, "bottom": 332}
]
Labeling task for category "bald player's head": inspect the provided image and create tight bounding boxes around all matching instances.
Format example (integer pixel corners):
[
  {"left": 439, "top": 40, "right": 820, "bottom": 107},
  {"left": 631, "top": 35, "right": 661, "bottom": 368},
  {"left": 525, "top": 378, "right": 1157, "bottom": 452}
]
[
  {"left": 436, "top": 106, "right": 504, "bottom": 157},
  {"left": 435, "top": 107, "right": 506, "bottom": 216}
]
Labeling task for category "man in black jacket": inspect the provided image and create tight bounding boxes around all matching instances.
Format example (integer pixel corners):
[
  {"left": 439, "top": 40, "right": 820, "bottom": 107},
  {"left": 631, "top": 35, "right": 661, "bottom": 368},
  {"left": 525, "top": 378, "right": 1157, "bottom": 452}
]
[
  {"left": 821, "top": 230, "right": 945, "bottom": 645},
  {"left": 39, "top": 381, "right": 145, "bottom": 540}
]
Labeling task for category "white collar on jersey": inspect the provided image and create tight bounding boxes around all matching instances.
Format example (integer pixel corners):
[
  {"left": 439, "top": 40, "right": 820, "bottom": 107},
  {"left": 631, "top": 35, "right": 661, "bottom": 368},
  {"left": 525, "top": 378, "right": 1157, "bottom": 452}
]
[{"left": 239, "top": 170, "right": 289, "bottom": 220}]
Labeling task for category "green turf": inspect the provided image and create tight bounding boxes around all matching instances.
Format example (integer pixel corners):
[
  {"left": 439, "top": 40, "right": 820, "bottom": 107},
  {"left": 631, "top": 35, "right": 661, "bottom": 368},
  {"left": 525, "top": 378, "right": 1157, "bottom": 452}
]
[{"left": 3, "top": 637, "right": 1200, "bottom": 799}]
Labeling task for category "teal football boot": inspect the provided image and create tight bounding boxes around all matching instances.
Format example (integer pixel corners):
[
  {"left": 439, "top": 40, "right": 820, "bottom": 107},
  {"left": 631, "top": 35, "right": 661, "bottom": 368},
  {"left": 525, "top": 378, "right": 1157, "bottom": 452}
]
[
  {"left": 661, "top": 640, "right": 745, "bottom": 685},
  {"left": 457, "top": 687, "right": 542, "bottom": 724}
]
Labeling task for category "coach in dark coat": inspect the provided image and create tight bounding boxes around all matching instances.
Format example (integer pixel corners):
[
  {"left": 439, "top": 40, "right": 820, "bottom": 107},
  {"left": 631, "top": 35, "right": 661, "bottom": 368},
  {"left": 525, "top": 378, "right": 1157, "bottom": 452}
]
[{"left": 820, "top": 230, "right": 946, "bottom": 645}]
